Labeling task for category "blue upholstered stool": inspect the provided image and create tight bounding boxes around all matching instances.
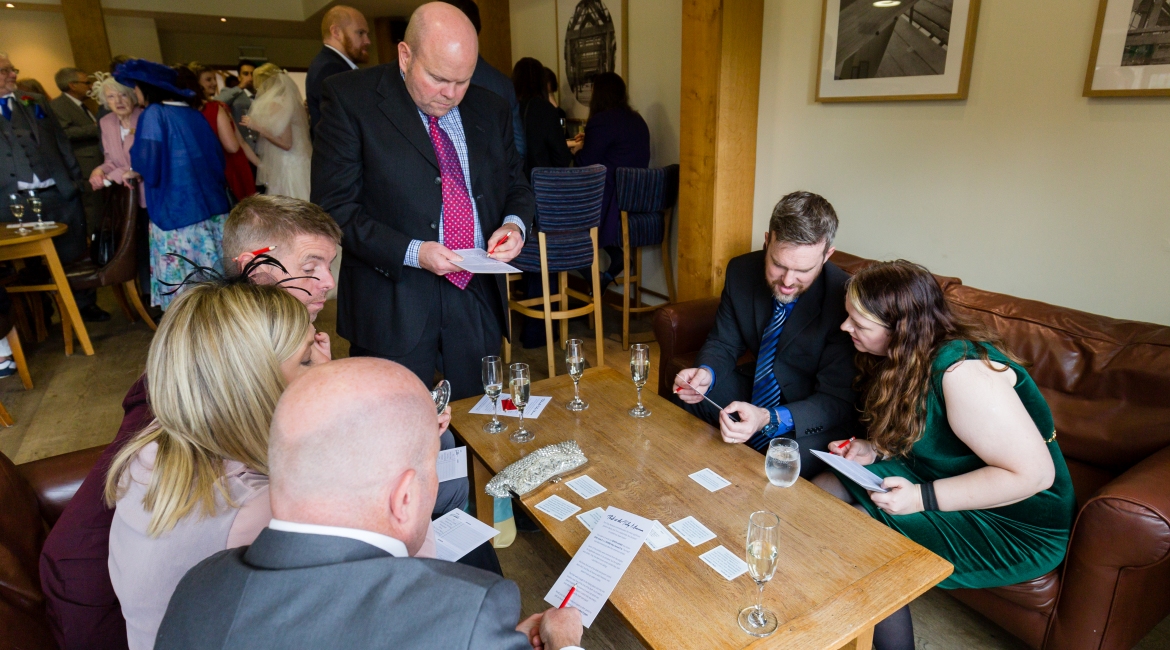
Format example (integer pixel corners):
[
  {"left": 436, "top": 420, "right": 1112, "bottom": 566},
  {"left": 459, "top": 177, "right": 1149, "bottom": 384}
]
[
  {"left": 504, "top": 165, "right": 607, "bottom": 376},
  {"left": 611, "top": 164, "right": 679, "bottom": 350}
]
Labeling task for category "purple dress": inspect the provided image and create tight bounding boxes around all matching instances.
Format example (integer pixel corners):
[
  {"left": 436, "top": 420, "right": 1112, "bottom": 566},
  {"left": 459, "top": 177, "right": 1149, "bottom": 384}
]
[{"left": 574, "top": 109, "right": 651, "bottom": 248}]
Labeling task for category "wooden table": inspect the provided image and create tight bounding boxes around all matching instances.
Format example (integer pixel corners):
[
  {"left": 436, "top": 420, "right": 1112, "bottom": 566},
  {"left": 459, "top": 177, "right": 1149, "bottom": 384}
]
[
  {"left": 449, "top": 367, "right": 952, "bottom": 650},
  {"left": 0, "top": 224, "right": 94, "bottom": 356}
]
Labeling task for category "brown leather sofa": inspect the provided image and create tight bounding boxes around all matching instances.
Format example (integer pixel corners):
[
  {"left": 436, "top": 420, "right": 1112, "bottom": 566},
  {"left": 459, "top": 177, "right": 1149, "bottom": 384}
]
[
  {"left": 1, "top": 445, "right": 104, "bottom": 649},
  {"left": 654, "top": 251, "right": 1170, "bottom": 650}
]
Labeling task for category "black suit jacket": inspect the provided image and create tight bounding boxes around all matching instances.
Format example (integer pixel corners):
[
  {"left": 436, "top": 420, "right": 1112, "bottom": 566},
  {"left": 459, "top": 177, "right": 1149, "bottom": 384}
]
[
  {"left": 311, "top": 65, "right": 535, "bottom": 357},
  {"left": 520, "top": 97, "right": 572, "bottom": 178},
  {"left": 155, "top": 528, "right": 534, "bottom": 649},
  {"left": 696, "top": 252, "right": 859, "bottom": 438},
  {"left": 306, "top": 46, "right": 354, "bottom": 136}
]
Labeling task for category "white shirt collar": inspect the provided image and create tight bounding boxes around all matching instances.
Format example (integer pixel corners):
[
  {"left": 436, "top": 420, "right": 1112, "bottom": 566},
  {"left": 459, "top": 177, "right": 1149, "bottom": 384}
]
[
  {"left": 324, "top": 44, "right": 359, "bottom": 70},
  {"left": 268, "top": 519, "right": 409, "bottom": 557}
]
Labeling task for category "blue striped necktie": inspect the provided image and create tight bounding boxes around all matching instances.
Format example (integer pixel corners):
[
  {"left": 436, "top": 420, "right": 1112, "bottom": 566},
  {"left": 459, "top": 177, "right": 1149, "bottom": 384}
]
[{"left": 751, "top": 299, "right": 789, "bottom": 409}]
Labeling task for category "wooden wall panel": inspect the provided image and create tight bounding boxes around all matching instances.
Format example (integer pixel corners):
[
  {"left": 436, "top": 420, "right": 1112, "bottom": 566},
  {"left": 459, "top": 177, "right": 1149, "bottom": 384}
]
[
  {"left": 476, "top": 0, "right": 514, "bottom": 74},
  {"left": 61, "top": 0, "right": 111, "bottom": 74}
]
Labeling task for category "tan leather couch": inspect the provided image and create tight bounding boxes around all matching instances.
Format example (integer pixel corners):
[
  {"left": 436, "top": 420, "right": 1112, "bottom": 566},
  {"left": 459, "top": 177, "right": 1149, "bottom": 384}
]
[{"left": 653, "top": 251, "right": 1170, "bottom": 650}]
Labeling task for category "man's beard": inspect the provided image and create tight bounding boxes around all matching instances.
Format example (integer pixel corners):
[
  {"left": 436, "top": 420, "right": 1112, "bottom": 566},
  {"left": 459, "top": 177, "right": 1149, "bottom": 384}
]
[
  {"left": 342, "top": 34, "right": 370, "bottom": 64},
  {"left": 771, "top": 283, "right": 805, "bottom": 304}
]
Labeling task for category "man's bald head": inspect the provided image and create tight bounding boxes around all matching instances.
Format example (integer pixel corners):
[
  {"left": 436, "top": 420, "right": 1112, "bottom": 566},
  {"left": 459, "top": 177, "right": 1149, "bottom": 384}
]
[
  {"left": 399, "top": 2, "right": 479, "bottom": 117},
  {"left": 269, "top": 358, "right": 439, "bottom": 552},
  {"left": 321, "top": 5, "right": 371, "bottom": 64}
]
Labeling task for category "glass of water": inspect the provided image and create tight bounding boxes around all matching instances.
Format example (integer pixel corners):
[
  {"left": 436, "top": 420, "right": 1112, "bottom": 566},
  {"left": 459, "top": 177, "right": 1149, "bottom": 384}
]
[
  {"left": 481, "top": 356, "right": 505, "bottom": 434},
  {"left": 628, "top": 343, "right": 651, "bottom": 418},
  {"left": 738, "top": 510, "right": 780, "bottom": 636},
  {"left": 765, "top": 438, "right": 800, "bottom": 487},
  {"left": 509, "top": 362, "right": 533, "bottom": 443},
  {"left": 565, "top": 339, "right": 588, "bottom": 412}
]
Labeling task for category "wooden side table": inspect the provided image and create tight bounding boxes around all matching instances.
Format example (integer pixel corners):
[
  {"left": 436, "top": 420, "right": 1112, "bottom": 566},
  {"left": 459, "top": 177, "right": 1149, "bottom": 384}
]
[{"left": 0, "top": 224, "right": 94, "bottom": 356}]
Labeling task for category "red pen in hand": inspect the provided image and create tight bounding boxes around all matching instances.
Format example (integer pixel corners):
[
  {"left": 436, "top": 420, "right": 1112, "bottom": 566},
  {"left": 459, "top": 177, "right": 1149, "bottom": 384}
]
[
  {"left": 488, "top": 232, "right": 510, "bottom": 256},
  {"left": 836, "top": 437, "right": 856, "bottom": 452},
  {"left": 558, "top": 584, "right": 577, "bottom": 609}
]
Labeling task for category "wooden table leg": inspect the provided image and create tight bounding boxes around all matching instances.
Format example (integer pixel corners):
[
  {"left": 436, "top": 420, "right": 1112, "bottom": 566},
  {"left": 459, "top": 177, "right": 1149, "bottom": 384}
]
[
  {"left": 472, "top": 454, "right": 495, "bottom": 528},
  {"left": 838, "top": 625, "right": 874, "bottom": 650},
  {"left": 40, "top": 240, "right": 93, "bottom": 356}
]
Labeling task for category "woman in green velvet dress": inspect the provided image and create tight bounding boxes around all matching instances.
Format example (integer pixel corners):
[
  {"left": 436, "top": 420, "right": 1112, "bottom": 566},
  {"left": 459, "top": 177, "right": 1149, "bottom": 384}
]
[{"left": 812, "top": 260, "right": 1076, "bottom": 650}]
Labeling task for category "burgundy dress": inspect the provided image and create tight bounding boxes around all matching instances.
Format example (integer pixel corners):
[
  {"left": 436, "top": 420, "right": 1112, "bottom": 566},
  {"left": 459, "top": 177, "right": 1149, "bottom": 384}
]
[
  {"left": 39, "top": 377, "right": 151, "bottom": 650},
  {"left": 200, "top": 100, "right": 256, "bottom": 201}
]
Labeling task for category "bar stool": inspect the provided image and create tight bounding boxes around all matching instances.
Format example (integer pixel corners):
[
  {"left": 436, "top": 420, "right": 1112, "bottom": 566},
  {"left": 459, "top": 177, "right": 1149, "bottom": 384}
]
[
  {"left": 504, "top": 165, "right": 606, "bottom": 377},
  {"left": 609, "top": 164, "right": 679, "bottom": 350}
]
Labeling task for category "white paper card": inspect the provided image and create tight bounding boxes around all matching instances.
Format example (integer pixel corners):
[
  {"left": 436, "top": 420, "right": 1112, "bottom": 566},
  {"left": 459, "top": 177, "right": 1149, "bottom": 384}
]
[
  {"left": 436, "top": 446, "right": 467, "bottom": 483},
  {"left": 699, "top": 545, "right": 749, "bottom": 581},
  {"left": 544, "top": 507, "right": 651, "bottom": 627},
  {"left": 469, "top": 393, "right": 552, "bottom": 418},
  {"left": 668, "top": 516, "right": 716, "bottom": 547},
  {"left": 433, "top": 509, "right": 500, "bottom": 562},
  {"left": 534, "top": 495, "right": 581, "bottom": 521},
  {"left": 810, "top": 450, "right": 889, "bottom": 493},
  {"left": 450, "top": 248, "right": 521, "bottom": 274},
  {"left": 689, "top": 468, "right": 731, "bottom": 492},
  {"left": 644, "top": 521, "right": 678, "bottom": 551},
  {"left": 576, "top": 507, "right": 605, "bottom": 531},
  {"left": 565, "top": 475, "right": 607, "bottom": 499}
]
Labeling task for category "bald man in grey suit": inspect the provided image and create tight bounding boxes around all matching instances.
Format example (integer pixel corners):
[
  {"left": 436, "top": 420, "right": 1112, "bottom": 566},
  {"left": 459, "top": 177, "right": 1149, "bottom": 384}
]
[{"left": 155, "top": 358, "right": 584, "bottom": 650}]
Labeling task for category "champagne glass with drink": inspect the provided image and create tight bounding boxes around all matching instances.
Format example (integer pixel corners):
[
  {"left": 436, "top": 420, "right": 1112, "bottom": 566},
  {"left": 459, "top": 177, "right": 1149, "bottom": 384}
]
[
  {"left": 765, "top": 438, "right": 800, "bottom": 487},
  {"left": 738, "top": 510, "right": 780, "bottom": 636},
  {"left": 8, "top": 194, "right": 29, "bottom": 235},
  {"left": 565, "top": 339, "right": 588, "bottom": 411},
  {"left": 26, "top": 192, "right": 48, "bottom": 228},
  {"left": 628, "top": 343, "right": 651, "bottom": 418},
  {"left": 482, "top": 356, "right": 506, "bottom": 434},
  {"left": 509, "top": 362, "right": 533, "bottom": 443}
]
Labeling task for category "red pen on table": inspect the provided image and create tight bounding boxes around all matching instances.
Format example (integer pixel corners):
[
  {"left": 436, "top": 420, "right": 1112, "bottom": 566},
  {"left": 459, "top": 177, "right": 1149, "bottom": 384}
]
[
  {"left": 836, "top": 436, "right": 856, "bottom": 452},
  {"left": 558, "top": 584, "right": 577, "bottom": 609},
  {"left": 488, "top": 232, "right": 510, "bottom": 256}
]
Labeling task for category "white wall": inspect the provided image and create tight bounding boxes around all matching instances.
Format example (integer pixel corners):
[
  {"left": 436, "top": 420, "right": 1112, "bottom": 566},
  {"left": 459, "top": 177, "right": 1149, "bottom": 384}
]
[
  {"left": 158, "top": 31, "right": 322, "bottom": 68},
  {"left": 0, "top": 10, "right": 76, "bottom": 97},
  {"left": 106, "top": 15, "right": 163, "bottom": 62},
  {"left": 755, "top": 0, "right": 1170, "bottom": 325},
  {"left": 510, "top": 0, "right": 557, "bottom": 66}
]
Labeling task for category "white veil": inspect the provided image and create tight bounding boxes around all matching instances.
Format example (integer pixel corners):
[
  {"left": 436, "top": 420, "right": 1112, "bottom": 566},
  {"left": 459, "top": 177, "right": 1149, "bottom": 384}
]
[{"left": 248, "top": 71, "right": 301, "bottom": 138}]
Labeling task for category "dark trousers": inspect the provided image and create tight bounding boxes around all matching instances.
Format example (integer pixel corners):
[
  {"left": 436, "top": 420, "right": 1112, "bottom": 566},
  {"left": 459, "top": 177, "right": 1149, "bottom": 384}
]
[
  {"left": 670, "top": 365, "right": 836, "bottom": 478},
  {"left": 10, "top": 186, "right": 95, "bottom": 309}
]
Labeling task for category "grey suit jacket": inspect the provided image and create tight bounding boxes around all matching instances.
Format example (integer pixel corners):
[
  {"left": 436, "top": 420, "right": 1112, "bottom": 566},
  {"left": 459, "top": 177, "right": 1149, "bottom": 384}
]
[
  {"left": 0, "top": 92, "right": 83, "bottom": 199},
  {"left": 49, "top": 93, "right": 102, "bottom": 174},
  {"left": 155, "top": 528, "right": 534, "bottom": 650}
]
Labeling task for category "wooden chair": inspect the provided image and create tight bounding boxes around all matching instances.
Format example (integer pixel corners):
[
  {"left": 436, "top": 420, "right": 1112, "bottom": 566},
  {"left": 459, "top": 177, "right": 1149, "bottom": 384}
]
[
  {"left": 504, "top": 165, "right": 607, "bottom": 377},
  {"left": 608, "top": 165, "right": 680, "bottom": 350},
  {"left": 0, "top": 297, "right": 31, "bottom": 426}
]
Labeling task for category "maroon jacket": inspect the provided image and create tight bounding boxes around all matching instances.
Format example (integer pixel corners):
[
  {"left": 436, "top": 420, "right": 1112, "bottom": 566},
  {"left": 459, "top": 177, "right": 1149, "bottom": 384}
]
[{"left": 39, "top": 376, "right": 151, "bottom": 650}]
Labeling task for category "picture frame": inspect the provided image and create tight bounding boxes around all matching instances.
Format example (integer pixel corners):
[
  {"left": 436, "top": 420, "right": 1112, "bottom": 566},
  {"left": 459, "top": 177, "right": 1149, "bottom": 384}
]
[
  {"left": 815, "top": 0, "right": 981, "bottom": 103},
  {"left": 1084, "top": 0, "right": 1170, "bottom": 97},
  {"left": 555, "top": 0, "right": 629, "bottom": 120}
]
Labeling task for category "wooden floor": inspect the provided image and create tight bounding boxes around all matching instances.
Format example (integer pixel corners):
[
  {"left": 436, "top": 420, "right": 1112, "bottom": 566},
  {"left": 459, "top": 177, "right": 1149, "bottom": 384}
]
[{"left": 3, "top": 288, "right": 1168, "bottom": 650}]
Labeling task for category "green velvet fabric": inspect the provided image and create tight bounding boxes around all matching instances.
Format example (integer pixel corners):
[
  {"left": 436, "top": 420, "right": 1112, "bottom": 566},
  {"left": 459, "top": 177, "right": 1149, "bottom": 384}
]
[{"left": 836, "top": 340, "right": 1077, "bottom": 590}]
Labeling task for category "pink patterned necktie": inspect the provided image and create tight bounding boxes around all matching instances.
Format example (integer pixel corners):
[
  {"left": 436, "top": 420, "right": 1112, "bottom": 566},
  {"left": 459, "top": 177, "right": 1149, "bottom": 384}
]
[{"left": 428, "top": 115, "right": 474, "bottom": 289}]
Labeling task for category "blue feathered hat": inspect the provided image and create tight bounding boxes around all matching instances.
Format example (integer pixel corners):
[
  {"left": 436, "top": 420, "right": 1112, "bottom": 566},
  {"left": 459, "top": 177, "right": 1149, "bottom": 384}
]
[{"left": 113, "top": 59, "right": 195, "bottom": 99}]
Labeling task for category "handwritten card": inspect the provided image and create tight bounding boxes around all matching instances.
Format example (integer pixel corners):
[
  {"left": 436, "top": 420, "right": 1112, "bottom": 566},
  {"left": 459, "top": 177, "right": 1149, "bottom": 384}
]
[
  {"left": 433, "top": 509, "right": 500, "bottom": 562},
  {"left": 534, "top": 495, "right": 581, "bottom": 521},
  {"left": 565, "top": 475, "right": 607, "bottom": 499},
  {"left": 699, "top": 545, "right": 750, "bottom": 581},
  {"left": 469, "top": 393, "right": 552, "bottom": 418},
  {"left": 689, "top": 468, "right": 732, "bottom": 492},
  {"left": 576, "top": 507, "right": 605, "bottom": 531},
  {"left": 436, "top": 447, "right": 467, "bottom": 483},
  {"left": 668, "top": 516, "right": 716, "bottom": 547},
  {"left": 450, "top": 248, "right": 521, "bottom": 274},
  {"left": 644, "top": 521, "right": 679, "bottom": 551},
  {"left": 544, "top": 507, "right": 651, "bottom": 627}
]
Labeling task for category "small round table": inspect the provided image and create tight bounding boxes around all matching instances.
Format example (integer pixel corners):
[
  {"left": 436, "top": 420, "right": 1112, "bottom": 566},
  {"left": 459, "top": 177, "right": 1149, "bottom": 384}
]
[{"left": 0, "top": 224, "right": 94, "bottom": 356}]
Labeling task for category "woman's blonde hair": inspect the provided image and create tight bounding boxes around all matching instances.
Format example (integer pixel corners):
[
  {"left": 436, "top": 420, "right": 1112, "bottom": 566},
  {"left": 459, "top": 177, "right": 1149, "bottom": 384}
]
[
  {"left": 104, "top": 282, "right": 311, "bottom": 536},
  {"left": 252, "top": 63, "right": 283, "bottom": 95}
]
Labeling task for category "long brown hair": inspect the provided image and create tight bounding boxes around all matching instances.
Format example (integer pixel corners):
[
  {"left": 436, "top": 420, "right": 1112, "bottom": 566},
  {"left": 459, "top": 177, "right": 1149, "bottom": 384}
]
[{"left": 848, "top": 260, "right": 1020, "bottom": 457}]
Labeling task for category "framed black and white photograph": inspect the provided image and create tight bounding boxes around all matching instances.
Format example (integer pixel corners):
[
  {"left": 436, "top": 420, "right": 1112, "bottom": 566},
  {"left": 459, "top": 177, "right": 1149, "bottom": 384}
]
[
  {"left": 1085, "top": 0, "right": 1170, "bottom": 97},
  {"left": 815, "top": 0, "right": 981, "bottom": 102},
  {"left": 555, "top": 0, "right": 627, "bottom": 120}
]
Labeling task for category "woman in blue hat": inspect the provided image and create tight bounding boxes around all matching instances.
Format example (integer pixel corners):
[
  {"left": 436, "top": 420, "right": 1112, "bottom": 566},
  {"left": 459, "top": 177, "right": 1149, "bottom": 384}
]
[{"left": 114, "top": 59, "right": 232, "bottom": 309}]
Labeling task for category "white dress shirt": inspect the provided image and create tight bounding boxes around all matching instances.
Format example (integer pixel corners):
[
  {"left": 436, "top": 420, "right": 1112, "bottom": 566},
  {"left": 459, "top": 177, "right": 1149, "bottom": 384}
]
[{"left": 267, "top": 519, "right": 409, "bottom": 557}]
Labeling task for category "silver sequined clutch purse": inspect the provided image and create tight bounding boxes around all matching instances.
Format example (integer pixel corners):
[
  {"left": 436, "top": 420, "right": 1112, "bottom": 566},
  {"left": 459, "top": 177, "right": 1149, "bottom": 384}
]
[{"left": 484, "top": 441, "right": 587, "bottom": 498}]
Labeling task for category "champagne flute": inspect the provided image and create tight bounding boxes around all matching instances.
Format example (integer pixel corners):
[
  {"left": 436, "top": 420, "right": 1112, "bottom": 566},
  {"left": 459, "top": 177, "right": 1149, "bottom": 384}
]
[
  {"left": 628, "top": 343, "right": 651, "bottom": 418},
  {"left": 509, "top": 362, "right": 533, "bottom": 443},
  {"left": 738, "top": 510, "right": 780, "bottom": 637},
  {"left": 565, "top": 339, "right": 588, "bottom": 412},
  {"left": 8, "top": 194, "right": 29, "bottom": 235},
  {"left": 27, "top": 193, "right": 47, "bottom": 228},
  {"left": 481, "top": 356, "right": 506, "bottom": 434}
]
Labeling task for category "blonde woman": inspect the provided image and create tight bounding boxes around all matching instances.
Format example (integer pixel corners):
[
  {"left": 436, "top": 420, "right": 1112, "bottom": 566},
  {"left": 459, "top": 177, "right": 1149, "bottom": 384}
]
[
  {"left": 105, "top": 281, "right": 327, "bottom": 650},
  {"left": 240, "top": 63, "right": 311, "bottom": 199}
]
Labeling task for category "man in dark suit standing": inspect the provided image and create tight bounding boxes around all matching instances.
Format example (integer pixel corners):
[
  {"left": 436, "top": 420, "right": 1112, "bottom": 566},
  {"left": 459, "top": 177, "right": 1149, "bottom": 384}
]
[
  {"left": 312, "top": 2, "right": 532, "bottom": 400},
  {"left": 306, "top": 5, "right": 370, "bottom": 136},
  {"left": 156, "top": 358, "right": 585, "bottom": 650},
  {"left": 673, "top": 192, "right": 858, "bottom": 477},
  {"left": 0, "top": 54, "right": 103, "bottom": 320}
]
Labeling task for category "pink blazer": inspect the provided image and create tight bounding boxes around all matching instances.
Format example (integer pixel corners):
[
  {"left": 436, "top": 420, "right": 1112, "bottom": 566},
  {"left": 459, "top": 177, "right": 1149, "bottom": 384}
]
[{"left": 98, "top": 108, "right": 146, "bottom": 207}]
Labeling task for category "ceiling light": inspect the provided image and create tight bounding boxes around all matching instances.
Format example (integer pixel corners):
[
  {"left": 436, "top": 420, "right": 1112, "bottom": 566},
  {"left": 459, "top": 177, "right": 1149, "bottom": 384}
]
[
  {"left": 5, "top": 3, "right": 15, "bottom": 8},
  {"left": 873, "top": 1, "right": 901, "bottom": 6},
  {"left": 220, "top": 17, "right": 227, "bottom": 22}
]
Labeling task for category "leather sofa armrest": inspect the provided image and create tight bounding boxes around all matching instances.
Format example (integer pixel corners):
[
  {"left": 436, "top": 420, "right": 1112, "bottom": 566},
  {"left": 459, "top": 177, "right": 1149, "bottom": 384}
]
[
  {"left": 653, "top": 298, "right": 719, "bottom": 399},
  {"left": 1048, "top": 445, "right": 1170, "bottom": 650},
  {"left": 15, "top": 445, "right": 106, "bottom": 527}
]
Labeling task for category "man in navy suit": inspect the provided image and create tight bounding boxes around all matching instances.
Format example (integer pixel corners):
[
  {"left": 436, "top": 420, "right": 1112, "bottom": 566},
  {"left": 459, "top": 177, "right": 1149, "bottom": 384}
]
[{"left": 306, "top": 5, "right": 371, "bottom": 135}]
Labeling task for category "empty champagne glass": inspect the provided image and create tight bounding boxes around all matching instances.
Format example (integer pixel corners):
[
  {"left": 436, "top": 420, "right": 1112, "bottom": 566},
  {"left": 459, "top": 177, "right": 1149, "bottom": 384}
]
[
  {"left": 739, "top": 510, "right": 780, "bottom": 637},
  {"left": 8, "top": 194, "right": 29, "bottom": 235},
  {"left": 481, "top": 356, "right": 506, "bottom": 434},
  {"left": 765, "top": 438, "right": 800, "bottom": 487},
  {"left": 509, "top": 362, "right": 533, "bottom": 443},
  {"left": 565, "top": 339, "right": 588, "bottom": 412},
  {"left": 628, "top": 343, "right": 651, "bottom": 418}
]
